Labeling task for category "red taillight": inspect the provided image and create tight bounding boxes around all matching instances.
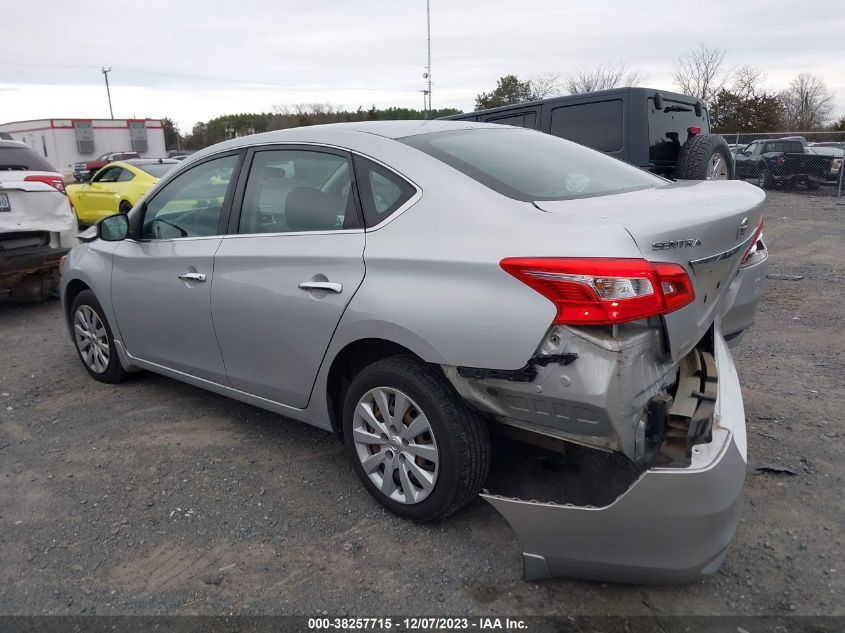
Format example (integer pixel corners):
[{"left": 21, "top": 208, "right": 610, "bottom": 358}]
[
  {"left": 500, "top": 258, "right": 695, "bottom": 325},
  {"left": 688, "top": 126, "right": 701, "bottom": 135},
  {"left": 25, "top": 175, "right": 66, "bottom": 194},
  {"left": 740, "top": 216, "right": 764, "bottom": 266}
]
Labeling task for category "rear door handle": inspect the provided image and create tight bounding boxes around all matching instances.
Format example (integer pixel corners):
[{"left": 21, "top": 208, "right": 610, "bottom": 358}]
[
  {"left": 298, "top": 281, "right": 343, "bottom": 293},
  {"left": 178, "top": 272, "right": 207, "bottom": 282}
]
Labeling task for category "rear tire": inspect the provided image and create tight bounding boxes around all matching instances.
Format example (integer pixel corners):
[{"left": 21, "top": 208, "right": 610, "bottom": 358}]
[
  {"left": 119, "top": 200, "right": 133, "bottom": 214},
  {"left": 70, "top": 290, "right": 128, "bottom": 383},
  {"left": 342, "top": 355, "right": 491, "bottom": 522},
  {"left": 675, "top": 134, "right": 734, "bottom": 180}
]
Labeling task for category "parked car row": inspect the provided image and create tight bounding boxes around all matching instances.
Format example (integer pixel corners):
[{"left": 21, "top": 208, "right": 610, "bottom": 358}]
[{"left": 733, "top": 136, "right": 841, "bottom": 190}]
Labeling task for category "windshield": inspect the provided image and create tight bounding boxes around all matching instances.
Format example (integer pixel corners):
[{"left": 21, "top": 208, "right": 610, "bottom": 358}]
[
  {"left": 401, "top": 128, "right": 667, "bottom": 201},
  {"left": 138, "top": 162, "right": 178, "bottom": 177}
]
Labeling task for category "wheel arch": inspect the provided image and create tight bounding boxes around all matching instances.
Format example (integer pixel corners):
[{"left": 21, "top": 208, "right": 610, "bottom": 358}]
[
  {"left": 63, "top": 278, "right": 92, "bottom": 327},
  {"left": 325, "top": 337, "right": 427, "bottom": 435}
]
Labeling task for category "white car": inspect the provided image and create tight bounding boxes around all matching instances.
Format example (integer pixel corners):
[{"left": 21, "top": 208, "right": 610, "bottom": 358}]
[{"left": 0, "top": 140, "right": 76, "bottom": 300}]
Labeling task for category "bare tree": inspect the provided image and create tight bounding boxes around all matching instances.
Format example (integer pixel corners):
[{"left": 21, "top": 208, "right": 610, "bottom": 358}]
[
  {"left": 779, "top": 72, "right": 834, "bottom": 129},
  {"left": 564, "top": 62, "right": 645, "bottom": 94},
  {"left": 673, "top": 43, "right": 729, "bottom": 104},
  {"left": 731, "top": 65, "right": 766, "bottom": 100},
  {"left": 528, "top": 73, "right": 562, "bottom": 100}
]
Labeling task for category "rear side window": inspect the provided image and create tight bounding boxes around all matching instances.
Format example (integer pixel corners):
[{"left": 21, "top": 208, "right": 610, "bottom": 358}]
[
  {"left": 353, "top": 156, "right": 417, "bottom": 227},
  {"left": 763, "top": 141, "right": 803, "bottom": 153},
  {"left": 0, "top": 146, "right": 56, "bottom": 172},
  {"left": 550, "top": 100, "right": 623, "bottom": 152},
  {"left": 402, "top": 128, "right": 665, "bottom": 202},
  {"left": 238, "top": 149, "right": 355, "bottom": 234},
  {"left": 483, "top": 111, "right": 538, "bottom": 129}
]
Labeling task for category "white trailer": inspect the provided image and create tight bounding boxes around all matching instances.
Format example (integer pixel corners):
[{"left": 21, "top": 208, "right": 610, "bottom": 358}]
[{"left": 0, "top": 118, "right": 166, "bottom": 178}]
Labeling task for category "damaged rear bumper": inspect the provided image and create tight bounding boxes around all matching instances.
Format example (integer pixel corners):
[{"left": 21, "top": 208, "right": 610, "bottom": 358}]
[
  {"left": 0, "top": 244, "right": 69, "bottom": 300},
  {"left": 481, "top": 331, "right": 747, "bottom": 583}
]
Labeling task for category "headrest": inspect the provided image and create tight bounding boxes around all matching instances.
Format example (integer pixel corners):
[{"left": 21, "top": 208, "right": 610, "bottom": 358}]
[{"left": 285, "top": 187, "right": 338, "bottom": 232}]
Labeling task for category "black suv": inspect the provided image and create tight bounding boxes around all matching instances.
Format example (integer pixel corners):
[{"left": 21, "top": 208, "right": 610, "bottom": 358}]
[{"left": 444, "top": 87, "right": 733, "bottom": 180}]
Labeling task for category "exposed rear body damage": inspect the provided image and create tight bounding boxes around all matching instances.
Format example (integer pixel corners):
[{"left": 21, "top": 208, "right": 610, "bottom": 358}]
[{"left": 479, "top": 328, "right": 746, "bottom": 583}]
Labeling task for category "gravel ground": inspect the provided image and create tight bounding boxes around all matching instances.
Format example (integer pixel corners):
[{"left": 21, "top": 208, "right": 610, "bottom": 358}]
[{"left": 0, "top": 191, "right": 843, "bottom": 617}]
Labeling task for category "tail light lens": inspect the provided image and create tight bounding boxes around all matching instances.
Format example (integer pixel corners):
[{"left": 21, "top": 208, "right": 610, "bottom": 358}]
[
  {"left": 25, "top": 175, "right": 66, "bottom": 194},
  {"left": 500, "top": 257, "right": 695, "bottom": 325}
]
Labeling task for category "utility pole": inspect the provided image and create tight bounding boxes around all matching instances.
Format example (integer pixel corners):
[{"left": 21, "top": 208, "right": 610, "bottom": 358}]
[
  {"left": 425, "top": 0, "right": 432, "bottom": 118},
  {"left": 101, "top": 67, "right": 114, "bottom": 119}
]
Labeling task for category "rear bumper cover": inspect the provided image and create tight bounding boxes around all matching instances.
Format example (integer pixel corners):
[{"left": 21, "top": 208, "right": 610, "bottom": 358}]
[
  {"left": 482, "top": 330, "right": 747, "bottom": 583},
  {"left": 722, "top": 243, "right": 768, "bottom": 347},
  {"left": 0, "top": 244, "right": 69, "bottom": 297}
]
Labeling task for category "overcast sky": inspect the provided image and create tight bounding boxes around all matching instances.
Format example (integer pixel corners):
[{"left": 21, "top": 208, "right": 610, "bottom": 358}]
[{"left": 3, "top": 0, "right": 843, "bottom": 132}]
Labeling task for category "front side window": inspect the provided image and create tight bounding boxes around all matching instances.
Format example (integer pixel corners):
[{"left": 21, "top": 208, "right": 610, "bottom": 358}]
[
  {"left": 353, "top": 156, "right": 416, "bottom": 226},
  {"left": 238, "top": 149, "right": 354, "bottom": 234},
  {"left": 142, "top": 154, "right": 238, "bottom": 239},
  {"left": 94, "top": 166, "right": 124, "bottom": 183},
  {"left": 402, "top": 128, "right": 666, "bottom": 202}
]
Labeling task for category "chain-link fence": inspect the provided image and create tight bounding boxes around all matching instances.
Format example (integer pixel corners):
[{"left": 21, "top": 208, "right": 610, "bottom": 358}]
[{"left": 725, "top": 130, "right": 844, "bottom": 197}]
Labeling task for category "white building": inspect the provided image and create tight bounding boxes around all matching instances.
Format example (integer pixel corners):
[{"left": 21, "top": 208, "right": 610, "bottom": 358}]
[{"left": 0, "top": 118, "right": 167, "bottom": 176}]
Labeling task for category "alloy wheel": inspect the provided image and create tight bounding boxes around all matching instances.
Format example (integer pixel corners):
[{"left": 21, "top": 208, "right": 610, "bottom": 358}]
[
  {"left": 706, "top": 154, "right": 729, "bottom": 180},
  {"left": 352, "top": 386, "right": 439, "bottom": 504},
  {"left": 73, "top": 305, "right": 110, "bottom": 374}
]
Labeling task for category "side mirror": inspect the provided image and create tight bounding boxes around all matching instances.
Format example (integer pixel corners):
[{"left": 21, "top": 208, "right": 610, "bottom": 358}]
[{"left": 97, "top": 213, "right": 129, "bottom": 241}]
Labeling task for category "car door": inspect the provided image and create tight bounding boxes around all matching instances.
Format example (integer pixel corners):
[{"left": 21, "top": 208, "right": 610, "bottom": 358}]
[
  {"left": 110, "top": 152, "right": 242, "bottom": 383},
  {"left": 211, "top": 146, "right": 366, "bottom": 408},
  {"left": 83, "top": 165, "right": 126, "bottom": 215}
]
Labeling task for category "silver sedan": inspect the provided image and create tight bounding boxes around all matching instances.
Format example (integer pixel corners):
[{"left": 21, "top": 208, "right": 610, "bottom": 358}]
[{"left": 61, "top": 120, "right": 767, "bottom": 582}]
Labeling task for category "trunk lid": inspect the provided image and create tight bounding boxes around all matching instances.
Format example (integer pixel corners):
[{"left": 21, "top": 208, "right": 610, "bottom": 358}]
[
  {"left": 534, "top": 180, "right": 765, "bottom": 359},
  {"left": 0, "top": 173, "right": 76, "bottom": 236}
]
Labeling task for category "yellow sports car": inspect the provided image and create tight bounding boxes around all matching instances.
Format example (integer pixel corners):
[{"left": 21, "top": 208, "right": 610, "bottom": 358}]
[{"left": 67, "top": 159, "right": 179, "bottom": 225}]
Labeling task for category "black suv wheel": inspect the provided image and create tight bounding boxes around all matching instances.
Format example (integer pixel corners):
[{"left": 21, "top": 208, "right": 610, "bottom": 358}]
[{"left": 676, "top": 134, "right": 734, "bottom": 180}]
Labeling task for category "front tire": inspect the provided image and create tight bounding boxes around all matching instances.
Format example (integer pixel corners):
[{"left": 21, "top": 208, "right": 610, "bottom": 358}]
[
  {"left": 758, "top": 169, "right": 775, "bottom": 190},
  {"left": 342, "top": 355, "right": 491, "bottom": 522},
  {"left": 70, "top": 290, "right": 128, "bottom": 383}
]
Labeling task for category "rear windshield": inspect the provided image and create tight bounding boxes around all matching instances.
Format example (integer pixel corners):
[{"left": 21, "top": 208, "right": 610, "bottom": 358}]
[
  {"left": 137, "top": 162, "right": 177, "bottom": 178},
  {"left": 648, "top": 97, "right": 709, "bottom": 165},
  {"left": 401, "top": 128, "right": 666, "bottom": 201},
  {"left": 0, "top": 146, "right": 56, "bottom": 172}
]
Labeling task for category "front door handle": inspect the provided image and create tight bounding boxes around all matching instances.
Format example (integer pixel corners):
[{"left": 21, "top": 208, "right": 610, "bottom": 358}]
[
  {"left": 178, "top": 272, "right": 207, "bottom": 283},
  {"left": 298, "top": 281, "right": 343, "bottom": 293}
]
